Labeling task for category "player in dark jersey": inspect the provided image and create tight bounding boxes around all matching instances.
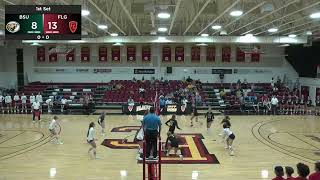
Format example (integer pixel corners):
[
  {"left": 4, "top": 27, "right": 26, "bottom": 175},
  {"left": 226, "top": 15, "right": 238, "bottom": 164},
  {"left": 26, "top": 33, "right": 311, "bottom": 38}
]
[
  {"left": 190, "top": 101, "right": 198, "bottom": 127},
  {"left": 299, "top": 95, "right": 306, "bottom": 115},
  {"left": 293, "top": 96, "right": 300, "bottom": 115},
  {"left": 164, "top": 132, "right": 183, "bottom": 160},
  {"left": 279, "top": 96, "right": 286, "bottom": 115},
  {"left": 97, "top": 112, "right": 106, "bottom": 136},
  {"left": 204, "top": 106, "right": 215, "bottom": 133},
  {"left": 306, "top": 95, "right": 313, "bottom": 115},
  {"left": 286, "top": 95, "right": 293, "bottom": 115},
  {"left": 165, "top": 114, "right": 181, "bottom": 134}
]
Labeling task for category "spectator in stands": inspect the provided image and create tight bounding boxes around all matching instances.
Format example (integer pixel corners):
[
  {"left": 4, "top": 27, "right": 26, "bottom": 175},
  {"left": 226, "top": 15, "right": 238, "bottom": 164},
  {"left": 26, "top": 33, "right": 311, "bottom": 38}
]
[
  {"left": 159, "top": 96, "right": 166, "bottom": 111},
  {"left": 0, "top": 93, "right": 4, "bottom": 114},
  {"left": 142, "top": 107, "right": 161, "bottom": 159},
  {"left": 115, "top": 83, "right": 123, "bottom": 90},
  {"left": 60, "top": 97, "right": 68, "bottom": 113},
  {"left": 195, "top": 92, "right": 202, "bottom": 106},
  {"left": 165, "top": 98, "right": 173, "bottom": 105},
  {"left": 271, "top": 77, "right": 275, "bottom": 88},
  {"left": 243, "top": 78, "right": 248, "bottom": 89},
  {"left": 237, "top": 79, "right": 241, "bottom": 86},
  {"left": 272, "top": 166, "right": 285, "bottom": 180},
  {"left": 13, "top": 93, "right": 20, "bottom": 113},
  {"left": 220, "top": 89, "right": 226, "bottom": 100},
  {"left": 296, "top": 163, "right": 310, "bottom": 180},
  {"left": 139, "top": 87, "right": 145, "bottom": 97},
  {"left": 271, "top": 95, "right": 279, "bottom": 115},
  {"left": 219, "top": 73, "right": 224, "bottom": 84},
  {"left": 309, "top": 161, "right": 320, "bottom": 180},
  {"left": 251, "top": 83, "right": 255, "bottom": 92},
  {"left": 5, "top": 93, "right": 12, "bottom": 114},
  {"left": 128, "top": 97, "right": 134, "bottom": 106},
  {"left": 46, "top": 98, "right": 53, "bottom": 113},
  {"left": 285, "top": 166, "right": 295, "bottom": 180},
  {"left": 132, "top": 77, "right": 137, "bottom": 83},
  {"left": 186, "top": 76, "right": 193, "bottom": 83},
  {"left": 141, "top": 76, "right": 145, "bottom": 83}
]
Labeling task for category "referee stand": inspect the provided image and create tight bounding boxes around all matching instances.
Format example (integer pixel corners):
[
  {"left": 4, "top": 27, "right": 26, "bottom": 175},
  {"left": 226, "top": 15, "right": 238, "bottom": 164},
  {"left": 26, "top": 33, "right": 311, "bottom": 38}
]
[{"left": 142, "top": 136, "right": 162, "bottom": 180}]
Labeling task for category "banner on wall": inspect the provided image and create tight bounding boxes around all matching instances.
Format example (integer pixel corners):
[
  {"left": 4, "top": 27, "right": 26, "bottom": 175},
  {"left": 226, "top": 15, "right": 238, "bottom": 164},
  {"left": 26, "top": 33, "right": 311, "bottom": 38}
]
[
  {"left": 191, "top": 46, "right": 200, "bottom": 62},
  {"left": 222, "top": 46, "right": 231, "bottom": 62},
  {"left": 65, "top": 49, "right": 75, "bottom": 62},
  {"left": 142, "top": 46, "right": 151, "bottom": 62},
  {"left": 162, "top": 46, "right": 171, "bottom": 62},
  {"left": 34, "top": 68, "right": 112, "bottom": 73},
  {"left": 81, "top": 47, "right": 90, "bottom": 62},
  {"left": 127, "top": 46, "right": 136, "bottom": 62},
  {"left": 175, "top": 47, "right": 184, "bottom": 62},
  {"left": 301, "top": 86, "right": 309, "bottom": 97},
  {"left": 212, "top": 69, "right": 233, "bottom": 74},
  {"left": 206, "top": 46, "right": 215, "bottom": 62},
  {"left": 99, "top": 46, "right": 107, "bottom": 62},
  {"left": 251, "top": 52, "right": 260, "bottom": 62},
  {"left": 37, "top": 47, "right": 45, "bottom": 62},
  {"left": 112, "top": 46, "right": 121, "bottom": 62},
  {"left": 134, "top": 69, "right": 155, "bottom": 74},
  {"left": 236, "top": 47, "right": 245, "bottom": 62},
  {"left": 316, "top": 88, "right": 320, "bottom": 97},
  {"left": 48, "top": 47, "right": 57, "bottom": 62}
]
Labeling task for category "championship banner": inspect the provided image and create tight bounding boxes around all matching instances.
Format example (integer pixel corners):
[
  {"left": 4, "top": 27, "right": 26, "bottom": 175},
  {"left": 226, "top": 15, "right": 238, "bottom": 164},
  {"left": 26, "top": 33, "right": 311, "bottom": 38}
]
[
  {"left": 48, "top": 47, "right": 57, "bottom": 63},
  {"left": 236, "top": 47, "right": 245, "bottom": 62},
  {"left": 66, "top": 49, "right": 75, "bottom": 62},
  {"left": 316, "top": 88, "right": 320, "bottom": 97},
  {"left": 206, "top": 46, "right": 215, "bottom": 62},
  {"left": 222, "top": 46, "right": 231, "bottom": 62},
  {"left": 37, "top": 47, "right": 45, "bottom": 62},
  {"left": 301, "top": 86, "right": 309, "bottom": 97},
  {"left": 127, "top": 46, "right": 136, "bottom": 62},
  {"left": 162, "top": 46, "right": 171, "bottom": 62},
  {"left": 99, "top": 46, "right": 107, "bottom": 62},
  {"left": 112, "top": 46, "right": 121, "bottom": 62},
  {"left": 141, "top": 46, "right": 151, "bottom": 62},
  {"left": 191, "top": 46, "right": 200, "bottom": 62},
  {"left": 81, "top": 46, "right": 90, "bottom": 62},
  {"left": 175, "top": 46, "right": 184, "bottom": 62},
  {"left": 251, "top": 52, "right": 260, "bottom": 62}
]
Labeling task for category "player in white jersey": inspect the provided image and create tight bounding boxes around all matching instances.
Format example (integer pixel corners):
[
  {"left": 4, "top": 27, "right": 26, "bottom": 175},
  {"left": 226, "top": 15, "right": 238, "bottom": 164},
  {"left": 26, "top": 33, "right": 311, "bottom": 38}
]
[
  {"left": 49, "top": 116, "right": 63, "bottom": 144},
  {"left": 32, "top": 99, "right": 41, "bottom": 122},
  {"left": 60, "top": 97, "right": 67, "bottom": 113},
  {"left": 222, "top": 123, "right": 236, "bottom": 156},
  {"left": 36, "top": 92, "right": 43, "bottom": 113},
  {"left": 87, "top": 122, "right": 98, "bottom": 159},
  {"left": 46, "top": 98, "right": 53, "bottom": 113},
  {"left": 5, "top": 94, "right": 12, "bottom": 114},
  {"left": 20, "top": 93, "right": 27, "bottom": 113},
  {"left": 0, "top": 94, "right": 4, "bottom": 114},
  {"left": 13, "top": 93, "right": 20, "bottom": 113},
  {"left": 29, "top": 93, "right": 35, "bottom": 112}
]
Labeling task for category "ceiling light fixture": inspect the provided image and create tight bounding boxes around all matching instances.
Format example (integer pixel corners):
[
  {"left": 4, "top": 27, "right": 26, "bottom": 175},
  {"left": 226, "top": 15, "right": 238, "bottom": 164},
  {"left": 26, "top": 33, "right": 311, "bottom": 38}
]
[
  {"left": 288, "top": 34, "right": 297, "bottom": 38},
  {"left": 310, "top": 12, "right": 320, "bottom": 19},
  {"left": 211, "top": 25, "right": 222, "bottom": 30},
  {"left": 201, "top": 33, "right": 209, "bottom": 37},
  {"left": 268, "top": 28, "right": 278, "bottom": 33},
  {"left": 230, "top": 10, "right": 243, "bottom": 17},
  {"left": 158, "top": 27, "right": 168, "bottom": 32},
  {"left": 157, "top": 12, "right": 170, "bottom": 19},
  {"left": 98, "top": 25, "right": 108, "bottom": 29},
  {"left": 81, "top": 10, "right": 90, "bottom": 16},
  {"left": 110, "top": 33, "right": 118, "bottom": 37},
  {"left": 306, "top": 31, "right": 312, "bottom": 35}
]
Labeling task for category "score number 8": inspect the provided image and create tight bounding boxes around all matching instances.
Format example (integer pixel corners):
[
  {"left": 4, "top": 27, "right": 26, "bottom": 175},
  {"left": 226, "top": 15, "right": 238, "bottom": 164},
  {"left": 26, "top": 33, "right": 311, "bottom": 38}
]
[{"left": 31, "top": 22, "right": 58, "bottom": 30}]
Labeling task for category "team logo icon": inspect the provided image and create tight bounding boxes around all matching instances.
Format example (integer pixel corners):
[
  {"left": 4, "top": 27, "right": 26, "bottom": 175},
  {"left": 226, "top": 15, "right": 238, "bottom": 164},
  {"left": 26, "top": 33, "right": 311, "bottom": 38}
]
[
  {"left": 128, "top": 105, "right": 134, "bottom": 112},
  {"left": 181, "top": 105, "right": 186, "bottom": 112},
  {"left": 69, "top": 21, "right": 78, "bottom": 33},
  {"left": 6, "top": 21, "right": 20, "bottom": 33}
]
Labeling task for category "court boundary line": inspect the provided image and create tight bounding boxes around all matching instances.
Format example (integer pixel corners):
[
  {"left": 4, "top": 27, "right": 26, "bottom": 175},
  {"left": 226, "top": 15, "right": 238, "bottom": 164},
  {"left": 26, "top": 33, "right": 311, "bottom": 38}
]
[
  {"left": 0, "top": 131, "right": 26, "bottom": 144},
  {"left": 0, "top": 130, "right": 45, "bottom": 148}
]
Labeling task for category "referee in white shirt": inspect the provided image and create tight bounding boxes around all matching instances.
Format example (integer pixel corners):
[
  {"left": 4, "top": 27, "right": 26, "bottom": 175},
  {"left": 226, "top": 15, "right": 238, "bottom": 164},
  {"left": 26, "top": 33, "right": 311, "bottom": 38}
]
[
  {"left": 32, "top": 99, "right": 41, "bottom": 122},
  {"left": 271, "top": 95, "right": 279, "bottom": 115}
]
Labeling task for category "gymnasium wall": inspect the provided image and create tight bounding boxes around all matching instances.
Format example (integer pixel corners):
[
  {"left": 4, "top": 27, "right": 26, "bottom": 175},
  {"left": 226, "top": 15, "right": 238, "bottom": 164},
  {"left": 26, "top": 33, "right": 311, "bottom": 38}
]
[{"left": 0, "top": 42, "right": 299, "bottom": 88}]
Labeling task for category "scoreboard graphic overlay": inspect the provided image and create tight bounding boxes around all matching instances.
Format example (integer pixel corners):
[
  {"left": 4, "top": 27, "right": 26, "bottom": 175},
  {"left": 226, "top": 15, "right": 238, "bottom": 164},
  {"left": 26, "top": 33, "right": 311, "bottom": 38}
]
[{"left": 5, "top": 5, "right": 81, "bottom": 40}]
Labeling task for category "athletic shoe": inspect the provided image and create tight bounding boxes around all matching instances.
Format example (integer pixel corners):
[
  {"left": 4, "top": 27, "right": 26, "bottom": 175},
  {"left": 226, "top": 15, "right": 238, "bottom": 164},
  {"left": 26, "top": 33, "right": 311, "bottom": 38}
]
[
  {"left": 179, "top": 155, "right": 184, "bottom": 160},
  {"left": 229, "top": 150, "right": 234, "bottom": 156},
  {"left": 57, "top": 141, "right": 63, "bottom": 145}
]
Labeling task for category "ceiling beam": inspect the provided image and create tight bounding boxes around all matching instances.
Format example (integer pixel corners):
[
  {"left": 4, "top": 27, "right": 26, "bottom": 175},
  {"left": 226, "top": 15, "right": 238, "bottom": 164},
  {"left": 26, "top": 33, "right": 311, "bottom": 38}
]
[
  {"left": 284, "top": 23, "right": 320, "bottom": 35},
  {"left": 118, "top": 0, "right": 140, "bottom": 35},
  {"left": 241, "top": 1, "right": 320, "bottom": 35},
  {"left": 168, "top": 0, "right": 182, "bottom": 35},
  {"left": 228, "top": 0, "right": 299, "bottom": 35},
  {"left": 2, "top": 0, "right": 14, "bottom": 5},
  {"left": 88, "top": 0, "right": 126, "bottom": 35},
  {"left": 183, "top": 0, "right": 211, "bottom": 35},
  {"left": 212, "top": 1, "right": 266, "bottom": 35},
  {"left": 197, "top": 0, "right": 241, "bottom": 35},
  {"left": 272, "top": 21, "right": 313, "bottom": 35}
]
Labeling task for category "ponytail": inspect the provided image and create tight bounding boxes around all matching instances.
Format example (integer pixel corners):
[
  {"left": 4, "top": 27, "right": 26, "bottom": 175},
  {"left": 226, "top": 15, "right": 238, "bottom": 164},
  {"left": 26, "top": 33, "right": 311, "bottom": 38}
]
[{"left": 87, "top": 122, "right": 94, "bottom": 137}]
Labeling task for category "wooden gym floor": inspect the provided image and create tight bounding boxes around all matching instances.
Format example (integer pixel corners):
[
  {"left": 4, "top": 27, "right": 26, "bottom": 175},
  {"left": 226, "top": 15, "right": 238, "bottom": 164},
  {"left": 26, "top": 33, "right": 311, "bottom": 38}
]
[{"left": 0, "top": 114, "right": 319, "bottom": 180}]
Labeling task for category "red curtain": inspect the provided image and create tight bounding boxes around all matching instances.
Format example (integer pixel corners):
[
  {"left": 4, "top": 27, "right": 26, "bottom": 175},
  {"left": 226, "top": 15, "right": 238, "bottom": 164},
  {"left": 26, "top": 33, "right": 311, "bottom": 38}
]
[
  {"left": 48, "top": 47, "right": 57, "bottom": 63},
  {"left": 99, "top": 46, "right": 107, "bottom": 62},
  {"left": 162, "top": 46, "right": 171, "bottom": 62},
  {"left": 66, "top": 49, "right": 75, "bottom": 62},
  {"left": 175, "top": 47, "right": 184, "bottom": 62},
  {"left": 221, "top": 46, "right": 231, "bottom": 62},
  {"left": 236, "top": 47, "right": 245, "bottom": 62},
  {"left": 112, "top": 46, "right": 121, "bottom": 62},
  {"left": 141, "top": 46, "right": 151, "bottom": 62},
  {"left": 191, "top": 46, "right": 200, "bottom": 62},
  {"left": 81, "top": 47, "right": 90, "bottom": 62},
  {"left": 127, "top": 46, "right": 136, "bottom": 62},
  {"left": 37, "top": 47, "right": 45, "bottom": 62},
  {"left": 206, "top": 46, "right": 215, "bottom": 62}
]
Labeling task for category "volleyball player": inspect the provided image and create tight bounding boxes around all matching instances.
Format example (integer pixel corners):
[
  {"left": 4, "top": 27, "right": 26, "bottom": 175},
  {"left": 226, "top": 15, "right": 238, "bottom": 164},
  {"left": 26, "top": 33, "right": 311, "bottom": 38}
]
[
  {"left": 0, "top": 93, "right": 4, "bottom": 114},
  {"left": 306, "top": 95, "right": 313, "bottom": 115},
  {"left": 279, "top": 96, "right": 285, "bottom": 115},
  {"left": 87, "top": 122, "right": 98, "bottom": 159},
  {"left": 29, "top": 93, "right": 35, "bottom": 113},
  {"left": 13, "top": 93, "right": 20, "bottom": 114},
  {"left": 97, "top": 112, "right": 106, "bottom": 136},
  {"left": 286, "top": 95, "right": 293, "bottom": 115},
  {"left": 222, "top": 123, "right": 236, "bottom": 156},
  {"left": 5, "top": 94, "right": 12, "bottom": 114},
  {"left": 36, "top": 92, "right": 43, "bottom": 113},
  {"left": 165, "top": 114, "right": 181, "bottom": 134},
  {"left": 21, "top": 93, "right": 27, "bottom": 114},
  {"left": 293, "top": 95, "right": 300, "bottom": 115},
  {"left": 49, "top": 116, "right": 63, "bottom": 144},
  {"left": 190, "top": 96, "right": 198, "bottom": 127},
  {"left": 165, "top": 131, "right": 183, "bottom": 160},
  {"left": 204, "top": 106, "right": 214, "bottom": 133},
  {"left": 316, "top": 96, "right": 320, "bottom": 116},
  {"left": 32, "top": 99, "right": 41, "bottom": 122}
]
